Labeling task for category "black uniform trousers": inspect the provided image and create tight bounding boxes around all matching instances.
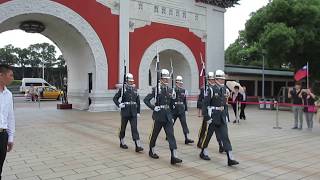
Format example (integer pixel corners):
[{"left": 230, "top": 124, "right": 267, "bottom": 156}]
[
  {"left": 0, "top": 132, "right": 8, "bottom": 179},
  {"left": 149, "top": 120, "right": 177, "bottom": 150},
  {"left": 119, "top": 116, "right": 140, "bottom": 141},
  {"left": 240, "top": 104, "right": 246, "bottom": 119},
  {"left": 201, "top": 122, "right": 232, "bottom": 151},
  {"left": 173, "top": 113, "right": 189, "bottom": 135},
  {"left": 232, "top": 103, "right": 240, "bottom": 117},
  {"left": 198, "top": 117, "right": 222, "bottom": 147}
]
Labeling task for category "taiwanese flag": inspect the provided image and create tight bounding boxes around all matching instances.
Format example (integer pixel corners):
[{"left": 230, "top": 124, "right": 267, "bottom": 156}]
[{"left": 294, "top": 64, "right": 309, "bottom": 81}]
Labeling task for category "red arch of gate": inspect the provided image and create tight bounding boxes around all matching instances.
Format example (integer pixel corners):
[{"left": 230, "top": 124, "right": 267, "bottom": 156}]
[
  {"left": 0, "top": 0, "right": 119, "bottom": 89},
  {"left": 129, "top": 22, "right": 206, "bottom": 89}
]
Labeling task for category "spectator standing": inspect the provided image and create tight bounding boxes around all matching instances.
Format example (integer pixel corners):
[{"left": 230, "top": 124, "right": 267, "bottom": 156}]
[
  {"left": 288, "top": 82, "right": 303, "bottom": 129},
  {"left": 0, "top": 64, "right": 15, "bottom": 179},
  {"left": 231, "top": 86, "right": 243, "bottom": 123},
  {"left": 300, "top": 88, "right": 316, "bottom": 129}
]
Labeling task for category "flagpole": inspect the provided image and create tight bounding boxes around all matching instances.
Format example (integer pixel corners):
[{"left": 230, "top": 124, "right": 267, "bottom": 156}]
[{"left": 307, "top": 62, "right": 309, "bottom": 89}]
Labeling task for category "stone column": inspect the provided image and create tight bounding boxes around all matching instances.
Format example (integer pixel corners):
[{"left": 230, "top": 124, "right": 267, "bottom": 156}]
[
  {"left": 119, "top": 0, "right": 130, "bottom": 82},
  {"left": 206, "top": 6, "right": 225, "bottom": 71}
]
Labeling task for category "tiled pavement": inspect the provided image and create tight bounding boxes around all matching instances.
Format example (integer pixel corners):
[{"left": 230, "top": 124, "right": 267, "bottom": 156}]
[{"left": 3, "top": 100, "right": 320, "bottom": 180}]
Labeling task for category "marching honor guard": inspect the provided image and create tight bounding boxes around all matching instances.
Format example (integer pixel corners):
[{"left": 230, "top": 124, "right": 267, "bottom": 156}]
[
  {"left": 144, "top": 69, "right": 182, "bottom": 165},
  {"left": 197, "top": 72, "right": 224, "bottom": 153},
  {"left": 171, "top": 76, "right": 194, "bottom": 144},
  {"left": 200, "top": 70, "right": 239, "bottom": 166},
  {"left": 113, "top": 73, "right": 143, "bottom": 153}
]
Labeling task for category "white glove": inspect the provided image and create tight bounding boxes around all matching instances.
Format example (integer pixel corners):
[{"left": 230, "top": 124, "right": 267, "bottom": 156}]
[
  {"left": 207, "top": 119, "right": 213, "bottom": 125},
  {"left": 154, "top": 106, "right": 161, "bottom": 112},
  {"left": 172, "top": 92, "right": 176, "bottom": 99},
  {"left": 207, "top": 107, "right": 212, "bottom": 117},
  {"left": 119, "top": 103, "right": 125, "bottom": 109},
  {"left": 185, "top": 111, "right": 188, "bottom": 115},
  {"left": 137, "top": 113, "right": 141, "bottom": 118}
]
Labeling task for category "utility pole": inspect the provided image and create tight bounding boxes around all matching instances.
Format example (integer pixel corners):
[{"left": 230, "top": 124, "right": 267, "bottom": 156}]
[
  {"left": 262, "top": 54, "right": 265, "bottom": 99},
  {"left": 42, "top": 60, "right": 45, "bottom": 80}
]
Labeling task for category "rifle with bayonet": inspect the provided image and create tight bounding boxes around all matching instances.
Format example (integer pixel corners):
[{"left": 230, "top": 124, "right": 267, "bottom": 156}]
[
  {"left": 200, "top": 53, "right": 207, "bottom": 95},
  {"left": 120, "top": 55, "right": 127, "bottom": 102},
  {"left": 155, "top": 48, "right": 160, "bottom": 105},
  {"left": 170, "top": 59, "right": 176, "bottom": 99}
]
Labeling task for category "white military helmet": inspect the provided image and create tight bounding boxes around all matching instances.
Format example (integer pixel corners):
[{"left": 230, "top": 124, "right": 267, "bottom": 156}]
[
  {"left": 175, "top": 75, "right": 183, "bottom": 83},
  {"left": 160, "top": 69, "right": 170, "bottom": 79},
  {"left": 207, "top": 72, "right": 215, "bottom": 80},
  {"left": 215, "top": 69, "right": 225, "bottom": 79},
  {"left": 126, "top": 73, "right": 134, "bottom": 82}
]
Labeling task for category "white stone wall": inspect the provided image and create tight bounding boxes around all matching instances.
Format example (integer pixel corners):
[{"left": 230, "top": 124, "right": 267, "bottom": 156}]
[
  {"left": 0, "top": 0, "right": 226, "bottom": 111},
  {"left": 0, "top": 0, "right": 111, "bottom": 111},
  {"left": 129, "top": 0, "right": 207, "bottom": 40},
  {"left": 97, "top": 0, "right": 226, "bottom": 106},
  {"left": 138, "top": 38, "right": 199, "bottom": 96}
]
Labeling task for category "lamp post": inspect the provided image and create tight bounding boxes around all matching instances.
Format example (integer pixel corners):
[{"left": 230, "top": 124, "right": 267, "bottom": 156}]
[
  {"left": 262, "top": 54, "right": 265, "bottom": 99},
  {"left": 261, "top": 50, "right": 266, "bottom": 100},
  {"left": 42, "top": 60, "right": 45, "bottom": 80}
]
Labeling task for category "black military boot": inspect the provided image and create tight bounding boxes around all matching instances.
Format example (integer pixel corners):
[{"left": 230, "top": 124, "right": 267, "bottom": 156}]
[
  {"left": 135, "top": 140, "right": 143, "bottom": 153},
  {"left": 218, "top": 142, "right": 224, "bottom": 153},
  {"left": 199, "top": 149, "right": 211, "bottom": 160},
  {"left": 170, "top": 149, "right": 182, "bottom": 165},
  {"left": 120, "top": 143, "right": 128, "bottom": 149},
  {"left": 227, "top": 151, "right": 239, "bottom": 166},
  {"left": 149, "top": 148, "right": 159, "bottom": 159},
  {"left": 185, "top": 138, "right": 194, "bottom": 144},
  {"left": 184, "top": 133, "right": 194, "bottom": 144},
  {"left": 228, "top": 159, "right": 239, "bottom": 166},
  {"left": 120, "top": 138, "right": 128, "bottom": 149}
]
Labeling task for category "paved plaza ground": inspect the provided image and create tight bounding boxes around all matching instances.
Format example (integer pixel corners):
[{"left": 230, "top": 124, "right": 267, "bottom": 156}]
[{"left": 3, "top": 99, "right": 320, "bottom": 180}]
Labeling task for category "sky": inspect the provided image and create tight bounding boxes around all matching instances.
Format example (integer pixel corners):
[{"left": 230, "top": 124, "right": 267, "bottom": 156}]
[
  {"left": 0, "top": 0, "right": 270, "bottom": 53},
  {"left": 225, "top": 0, "right": 270, "bottom": 49}
]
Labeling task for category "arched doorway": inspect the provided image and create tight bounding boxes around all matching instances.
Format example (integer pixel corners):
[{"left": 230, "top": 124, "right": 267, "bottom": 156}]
[
  {"left": 139, "top": 38, "right": 199, "bottom": 96},
  {"left": 0, "top": 0, "right": 108, "bottom": 110},
  {"left": 148, "top": 50, "right": 192, "bottom": 92}
]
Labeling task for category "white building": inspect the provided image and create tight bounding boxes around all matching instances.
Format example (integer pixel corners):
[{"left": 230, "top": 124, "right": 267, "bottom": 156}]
[{"left": 0, "top": 0, "right": 239, "bottom": 111}]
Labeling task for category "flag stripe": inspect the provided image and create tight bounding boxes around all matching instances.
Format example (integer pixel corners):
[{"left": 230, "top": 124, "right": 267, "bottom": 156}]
[{"left": 294, "top": 64, "right": 309, "bottom": 81}]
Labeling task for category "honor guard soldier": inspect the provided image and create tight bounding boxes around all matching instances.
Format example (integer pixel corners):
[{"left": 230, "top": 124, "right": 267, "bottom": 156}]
[
  {"left": 197, "top": 72, "right": 224, "bottom": 153},
  {"left": 113, "top": 73, "right": 143, "bottom": 153},
  {"left": 200, "top": 70, "right": 239, "bottom": 166},
  {"left": 144, "top": 69, "right": 182, "bottom": 165},
  {"left": 171, "top": 76, "right": 194, "bottom": 144}
]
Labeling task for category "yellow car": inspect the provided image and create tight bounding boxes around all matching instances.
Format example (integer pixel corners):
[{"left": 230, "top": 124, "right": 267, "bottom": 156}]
[{"left": 39, "top": 87, "right": 63, "bottom": 100}]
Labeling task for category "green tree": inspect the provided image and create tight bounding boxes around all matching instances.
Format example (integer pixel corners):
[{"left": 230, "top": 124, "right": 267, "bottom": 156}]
[
  {"left": 226, "top": 0, "right": 320, "bottom": 80},
  {"left": 0, "top": 44, "right": 17, "bottom": 65},
  {"left": 28, "top": 43, "right": 57, "bottom": 79},
  {"left": 56, "top": 55, "right": 67, "bottom": 88},
  {"left": 14, "top": 47, "right": 31, "bottom": 78}
]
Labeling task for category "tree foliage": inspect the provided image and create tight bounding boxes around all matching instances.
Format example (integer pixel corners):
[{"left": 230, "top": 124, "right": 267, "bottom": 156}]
[
  {"left": 0, "top": 43, "right": 66, "bottom": 87},
  {"left": 0, "top": 44, "right": 17, "bottom": 65},
  {"left": 225, "top": 0, "right": 320, "bottom": 80}
]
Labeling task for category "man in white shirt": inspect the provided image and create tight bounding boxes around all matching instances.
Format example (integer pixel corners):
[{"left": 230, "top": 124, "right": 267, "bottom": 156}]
[{"left": 0, "top": 64, "right": 15, "bottom": 179}]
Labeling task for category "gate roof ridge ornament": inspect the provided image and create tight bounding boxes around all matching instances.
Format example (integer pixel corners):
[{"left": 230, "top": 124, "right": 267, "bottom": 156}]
[{"left": 195, "top": 0, "right": 240, "bottom": 8}]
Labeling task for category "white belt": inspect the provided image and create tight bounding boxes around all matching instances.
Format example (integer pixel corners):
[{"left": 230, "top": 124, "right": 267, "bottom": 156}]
[
  {"left": 174, "top": 102, "right": 184, "bottom": 105},
  {"left": 160, "top": 105, "right": 169, "bottom": 109},
  {"left": 208, "top": 106, "right": 224, "bottom": 111},
  {"left": 207, "top": 106, "right": 224, "bottom": 117},
  {"left": 124, "top": 102, "right": 136, "bottom": 105}
]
